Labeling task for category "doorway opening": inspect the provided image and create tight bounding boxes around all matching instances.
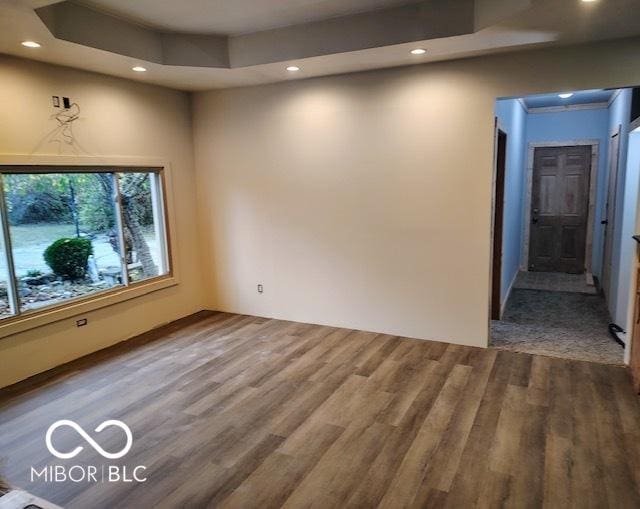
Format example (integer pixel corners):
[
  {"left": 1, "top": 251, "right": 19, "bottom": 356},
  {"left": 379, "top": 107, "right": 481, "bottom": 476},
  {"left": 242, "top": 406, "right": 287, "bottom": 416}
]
[{"left": 489, "top": 88, "right": 640, "bottom": 366}]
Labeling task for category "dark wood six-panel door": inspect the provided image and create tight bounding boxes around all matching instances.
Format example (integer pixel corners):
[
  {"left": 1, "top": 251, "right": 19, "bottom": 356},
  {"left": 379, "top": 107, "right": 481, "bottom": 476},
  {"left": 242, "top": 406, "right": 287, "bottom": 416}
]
[{"left": 529, "top": 146, "right": 591, "bottom": 274}]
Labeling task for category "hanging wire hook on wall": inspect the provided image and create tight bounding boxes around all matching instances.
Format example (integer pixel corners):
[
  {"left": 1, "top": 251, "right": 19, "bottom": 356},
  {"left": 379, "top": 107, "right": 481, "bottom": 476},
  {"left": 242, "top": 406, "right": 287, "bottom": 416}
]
[{"left": 52, "top": 102, "right": 81, "bottom": 145}]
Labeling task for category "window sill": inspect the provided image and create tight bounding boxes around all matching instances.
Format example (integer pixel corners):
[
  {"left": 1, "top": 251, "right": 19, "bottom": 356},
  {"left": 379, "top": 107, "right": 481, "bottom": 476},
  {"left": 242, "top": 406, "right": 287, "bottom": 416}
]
[{"left": 0, "top": 275, "right": 177, "bottom": 340}]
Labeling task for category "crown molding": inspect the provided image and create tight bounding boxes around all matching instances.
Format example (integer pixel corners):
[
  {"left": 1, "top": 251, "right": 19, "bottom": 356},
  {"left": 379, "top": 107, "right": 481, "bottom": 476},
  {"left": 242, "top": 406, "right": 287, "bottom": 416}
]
[
  {"left": 517, "top": 98, "right": 529, "bottom": 113},
  {"left": 527, "top": 102, "right": 609, "bottom": 114}
]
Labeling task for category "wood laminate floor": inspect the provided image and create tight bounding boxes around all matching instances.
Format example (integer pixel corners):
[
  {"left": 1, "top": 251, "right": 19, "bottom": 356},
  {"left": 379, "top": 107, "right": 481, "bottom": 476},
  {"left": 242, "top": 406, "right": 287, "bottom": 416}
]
[{"left": 1, "top": 311, "right": 640, "bottom": 508}]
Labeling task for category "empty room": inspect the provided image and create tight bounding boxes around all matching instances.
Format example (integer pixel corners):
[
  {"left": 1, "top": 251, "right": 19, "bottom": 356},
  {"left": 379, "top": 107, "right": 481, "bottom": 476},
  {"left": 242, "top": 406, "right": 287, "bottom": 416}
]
[{"left": 1, "top": 1, "right": 640, "bottom": 508}]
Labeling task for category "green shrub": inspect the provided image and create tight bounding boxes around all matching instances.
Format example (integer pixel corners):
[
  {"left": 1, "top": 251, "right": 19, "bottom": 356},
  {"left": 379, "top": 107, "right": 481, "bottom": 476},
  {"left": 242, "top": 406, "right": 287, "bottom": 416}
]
[{"left": 44, "top": 238, "right": 93, "bottom": 280}]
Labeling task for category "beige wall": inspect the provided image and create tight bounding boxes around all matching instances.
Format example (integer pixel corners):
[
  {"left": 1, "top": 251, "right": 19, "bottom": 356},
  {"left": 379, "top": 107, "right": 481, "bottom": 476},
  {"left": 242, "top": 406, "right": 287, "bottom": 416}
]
[
  {"left": 0, "top": 55, "right": 204, "bottom": 388},
  {"left": 193, "top": 37, "right": 640, "bottom": 347}
]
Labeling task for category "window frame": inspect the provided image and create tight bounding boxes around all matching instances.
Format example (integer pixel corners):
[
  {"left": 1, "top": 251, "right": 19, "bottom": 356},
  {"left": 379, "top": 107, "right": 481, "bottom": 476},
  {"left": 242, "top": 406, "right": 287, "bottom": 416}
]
[{"left": 0, "top": 156, "right": 178, "bottom": 339}]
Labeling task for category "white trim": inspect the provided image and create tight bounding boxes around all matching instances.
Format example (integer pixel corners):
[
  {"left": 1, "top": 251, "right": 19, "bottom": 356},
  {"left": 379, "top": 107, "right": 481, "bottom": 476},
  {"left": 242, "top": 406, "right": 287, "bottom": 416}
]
[
  {"left": 522, "top": 140, "right": 599, "bottom": 274},
  {"left": 602, "top": 126, "right": 622, "bottom": 305},
  {"left": 527, "top": 102, "right": 609, "bottom": 114},
  {"left": 0, "top": 154, "right": 180, "bottom": 339}
]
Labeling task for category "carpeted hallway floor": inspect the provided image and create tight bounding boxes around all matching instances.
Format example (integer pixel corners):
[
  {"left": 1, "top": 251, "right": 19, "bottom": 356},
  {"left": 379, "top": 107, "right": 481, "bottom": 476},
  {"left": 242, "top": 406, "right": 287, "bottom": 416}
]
[
  {"left": 511, "top": 271, "right": 597, "bottom": 294},
  {"left": 491, "top": 288, "right": 624, "bottom": 365}
]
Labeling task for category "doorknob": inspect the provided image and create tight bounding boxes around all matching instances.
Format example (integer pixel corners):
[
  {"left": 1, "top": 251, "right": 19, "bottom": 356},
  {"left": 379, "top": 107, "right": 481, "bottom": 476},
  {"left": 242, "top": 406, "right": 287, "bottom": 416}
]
[
  {"left": 532, "top": 218, "right": 538, "bottom": 224},
  {"left": 601, "top": 220, "right": 609, "bottom": 225}
]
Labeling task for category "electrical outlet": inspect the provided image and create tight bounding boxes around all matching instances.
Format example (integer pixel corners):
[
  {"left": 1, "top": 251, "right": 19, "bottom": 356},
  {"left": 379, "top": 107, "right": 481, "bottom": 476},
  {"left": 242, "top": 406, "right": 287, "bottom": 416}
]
[
  {"left": 52, "top": 96, "right": 60, "bottom": 108},
  {"left": 63, "top": 96, "right": 71, "bottom": 109},
  {"left": 257, "top": 284, "right": 264, "bottom": 294},
  {"left": 76, "top": 318, "right": 88, "bottom": 327}
]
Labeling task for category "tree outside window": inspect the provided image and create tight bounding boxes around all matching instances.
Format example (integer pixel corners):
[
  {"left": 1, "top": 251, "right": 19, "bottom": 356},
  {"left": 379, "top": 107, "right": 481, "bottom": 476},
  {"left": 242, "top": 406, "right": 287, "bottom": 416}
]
[{"left": 0, "top": 168, "right": 169, "bottom": 317}]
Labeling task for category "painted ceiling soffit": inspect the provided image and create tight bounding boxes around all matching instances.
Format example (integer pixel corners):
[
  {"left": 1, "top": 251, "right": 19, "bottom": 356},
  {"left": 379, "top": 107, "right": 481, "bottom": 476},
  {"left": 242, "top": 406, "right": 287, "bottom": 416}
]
[{"left": 36, "top": 0, "right": 531, "bottom": 69}]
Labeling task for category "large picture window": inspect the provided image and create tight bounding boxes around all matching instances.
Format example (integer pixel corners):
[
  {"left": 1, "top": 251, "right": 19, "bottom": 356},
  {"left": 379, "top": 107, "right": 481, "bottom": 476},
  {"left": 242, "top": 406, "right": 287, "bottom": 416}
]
[{"left": 0, "top": 167, "right": 170, "bottom": 320}]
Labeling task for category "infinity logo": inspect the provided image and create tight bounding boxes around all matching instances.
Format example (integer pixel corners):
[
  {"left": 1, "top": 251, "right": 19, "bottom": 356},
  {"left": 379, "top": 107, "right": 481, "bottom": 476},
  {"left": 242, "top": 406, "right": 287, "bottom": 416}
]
[{"left": 45, "top": 420, "right": 133, "bottom": 460}]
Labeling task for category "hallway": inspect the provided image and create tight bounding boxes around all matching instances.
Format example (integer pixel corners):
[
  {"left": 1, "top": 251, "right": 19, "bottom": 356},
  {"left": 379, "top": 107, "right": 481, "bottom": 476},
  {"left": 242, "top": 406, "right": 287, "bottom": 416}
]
[
  {"left": 491, "top": 88, "right": 640, "bottom": 368},
  {"left": 491, "top": 272, "right": 624, "bottom": 365}
]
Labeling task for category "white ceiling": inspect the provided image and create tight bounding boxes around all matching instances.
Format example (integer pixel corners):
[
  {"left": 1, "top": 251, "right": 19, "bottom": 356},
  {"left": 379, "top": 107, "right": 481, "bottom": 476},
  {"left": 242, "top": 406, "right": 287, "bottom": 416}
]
[
  {"left": 2, "top": 0, "right": 640, "bottom": 91},
  {"left": 79, "top": 0, "right": 416, "bottom": 35}
]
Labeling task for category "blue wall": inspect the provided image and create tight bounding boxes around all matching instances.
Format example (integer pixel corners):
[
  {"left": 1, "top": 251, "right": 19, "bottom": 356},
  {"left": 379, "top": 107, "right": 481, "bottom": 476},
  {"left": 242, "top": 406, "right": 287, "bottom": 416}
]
[
  {"left": 526, "top": 107, "right": 610, "bottom": 276},
  {"left": 495, "top": 99, "right": 527, "bottom": 310},
  {"left": 607, "top": 90, "right": 634, "bottom": 330},
  {"left": 495, "top": 92, "right": 640, "bottom": 339}
]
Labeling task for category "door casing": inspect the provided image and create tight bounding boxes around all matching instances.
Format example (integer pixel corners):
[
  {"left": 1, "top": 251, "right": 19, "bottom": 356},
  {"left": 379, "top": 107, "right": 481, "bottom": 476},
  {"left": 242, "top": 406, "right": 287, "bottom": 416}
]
[
  {"left": 602, "top": 127, "right": 621, "bottom": 305},
  {"left": 491, "top": 129, "right": 507, "bottom": 320}
]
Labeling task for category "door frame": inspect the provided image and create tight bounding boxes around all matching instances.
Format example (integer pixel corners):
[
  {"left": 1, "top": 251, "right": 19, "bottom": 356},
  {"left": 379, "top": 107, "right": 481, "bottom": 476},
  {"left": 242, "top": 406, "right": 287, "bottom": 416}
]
[
  {"left": 521, "top": 140, "right": 600, "bottom": 276},
  {"left": 490, "top": 125, "right": 508, "bottom": 320},
  {"left": 602, "top": 125, "right": 622, "bottom": 303}
]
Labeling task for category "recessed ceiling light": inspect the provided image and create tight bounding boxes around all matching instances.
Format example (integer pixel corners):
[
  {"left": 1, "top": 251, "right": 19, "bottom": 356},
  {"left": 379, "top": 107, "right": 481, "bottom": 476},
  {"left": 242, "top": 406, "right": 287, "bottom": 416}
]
[
  {"left": 21, "top": 41, "right": 41, "bottom": 48},
  {"left": 286, "top": 66, "right": 300, "bottom": 72},
  {"left": 411, "top": 48, "right": 426, "bottom": 55},
  {"left": 559, "top": 93, "right": 574, "bottom": 99},
  {"left": 581, "top": 0, "right": 598, "bottom": 3},
  {"left": 132, "top": 66, "right": 147, "bottom": 72}
]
